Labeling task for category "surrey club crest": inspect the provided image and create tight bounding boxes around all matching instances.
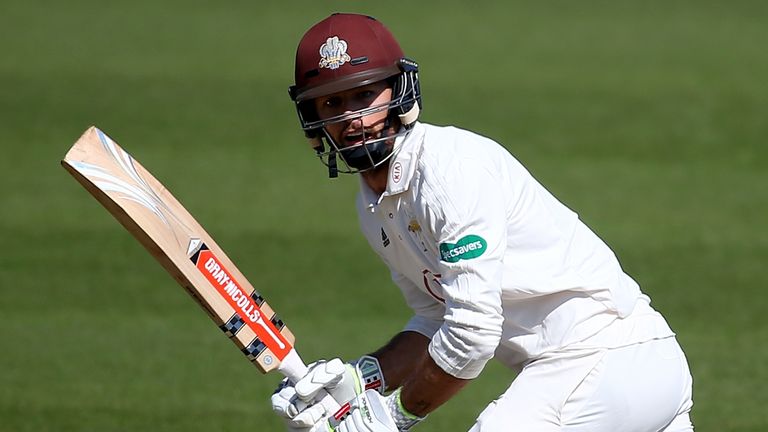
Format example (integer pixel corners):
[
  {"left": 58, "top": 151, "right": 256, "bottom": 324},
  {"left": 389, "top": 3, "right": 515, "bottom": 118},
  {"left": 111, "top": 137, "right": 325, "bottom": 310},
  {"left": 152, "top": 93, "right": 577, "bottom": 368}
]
[{"left": 319, "top": 36, "right": 351, "bottom": 70}]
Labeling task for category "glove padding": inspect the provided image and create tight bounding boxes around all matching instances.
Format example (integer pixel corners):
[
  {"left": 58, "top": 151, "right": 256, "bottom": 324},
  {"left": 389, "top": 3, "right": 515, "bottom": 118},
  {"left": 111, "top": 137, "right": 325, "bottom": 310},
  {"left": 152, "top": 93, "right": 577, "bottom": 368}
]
[
  {"left": 272, "top": 357, "right": 385, "bottom": 430},
  {"left": 336, "top": 389, "right": 424, "bottom": 432},
  {"left": 337, "top": 390, "right": 398, "bottom": 432},
  {"left": 272, "top": 383, "right": 328, "bottom": 431}
]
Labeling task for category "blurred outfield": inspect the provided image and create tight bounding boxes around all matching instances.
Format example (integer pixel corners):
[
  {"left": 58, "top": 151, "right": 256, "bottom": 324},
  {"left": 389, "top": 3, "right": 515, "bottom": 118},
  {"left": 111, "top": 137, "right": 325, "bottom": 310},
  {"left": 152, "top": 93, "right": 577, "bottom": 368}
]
[{"left": 1, "top": 0, "right": 766, "bottom": 430}]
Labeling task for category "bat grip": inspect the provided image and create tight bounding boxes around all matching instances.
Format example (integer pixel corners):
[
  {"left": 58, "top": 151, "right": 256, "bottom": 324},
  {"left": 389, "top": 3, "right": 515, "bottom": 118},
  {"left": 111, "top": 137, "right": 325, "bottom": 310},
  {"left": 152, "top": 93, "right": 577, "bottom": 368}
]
[{"left": 278, "top": 349, "right": 342, "bottom": 414}]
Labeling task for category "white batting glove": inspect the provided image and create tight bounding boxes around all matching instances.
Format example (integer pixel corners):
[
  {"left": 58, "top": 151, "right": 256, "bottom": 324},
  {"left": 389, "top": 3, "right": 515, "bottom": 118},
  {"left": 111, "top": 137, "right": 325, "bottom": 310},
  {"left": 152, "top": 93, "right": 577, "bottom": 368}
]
[
  {"left": 271, "top": 357, "right": 386, "bottom": 430},
  {"left": 336, "top": 389, "right": 425, "bottom": 432},
  {"left": 271, "top": 383, "right": 329, "bottom": 431}
]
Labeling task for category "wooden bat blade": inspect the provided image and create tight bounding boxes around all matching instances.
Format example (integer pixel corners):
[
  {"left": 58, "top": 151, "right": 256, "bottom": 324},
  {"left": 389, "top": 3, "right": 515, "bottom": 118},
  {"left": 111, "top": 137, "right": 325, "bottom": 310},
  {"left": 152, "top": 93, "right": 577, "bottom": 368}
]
[{"left": 61, "top": 126, "right": 296, "bottom": 374}]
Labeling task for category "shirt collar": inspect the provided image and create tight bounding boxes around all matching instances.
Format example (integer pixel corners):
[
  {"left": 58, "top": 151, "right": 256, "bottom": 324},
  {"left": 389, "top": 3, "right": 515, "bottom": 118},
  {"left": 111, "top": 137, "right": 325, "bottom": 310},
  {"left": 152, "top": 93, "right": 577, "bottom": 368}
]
[{"left": 359, "top": 122, "right": 425, "bottom": 207}]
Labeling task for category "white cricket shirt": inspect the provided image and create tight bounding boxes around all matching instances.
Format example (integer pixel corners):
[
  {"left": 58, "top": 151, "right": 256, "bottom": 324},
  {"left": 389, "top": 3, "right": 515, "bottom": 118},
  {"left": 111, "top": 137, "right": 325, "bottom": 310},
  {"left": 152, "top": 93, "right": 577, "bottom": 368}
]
[{"left": 357, "top": 122, "right": 674, "bottom": 379}]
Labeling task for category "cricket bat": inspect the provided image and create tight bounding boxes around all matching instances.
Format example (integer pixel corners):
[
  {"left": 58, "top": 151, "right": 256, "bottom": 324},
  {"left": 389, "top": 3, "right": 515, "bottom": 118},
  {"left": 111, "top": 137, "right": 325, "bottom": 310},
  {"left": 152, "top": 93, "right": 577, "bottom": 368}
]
[{"left": 61, "top": 126, "right": 339, "bottom": 410}]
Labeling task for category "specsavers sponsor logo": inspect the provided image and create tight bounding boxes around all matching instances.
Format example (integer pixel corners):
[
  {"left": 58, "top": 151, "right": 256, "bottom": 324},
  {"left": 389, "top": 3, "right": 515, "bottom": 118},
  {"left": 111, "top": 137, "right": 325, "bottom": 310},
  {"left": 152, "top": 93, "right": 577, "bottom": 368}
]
[{"left": 439, "top": 235, "right": 487, "bottom": 263}]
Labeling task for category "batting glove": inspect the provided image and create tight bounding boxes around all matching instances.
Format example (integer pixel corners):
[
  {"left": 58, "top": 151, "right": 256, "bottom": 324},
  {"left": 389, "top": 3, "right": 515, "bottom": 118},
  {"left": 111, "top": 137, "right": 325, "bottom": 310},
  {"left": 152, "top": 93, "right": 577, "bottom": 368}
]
[
  {"left": 272, "top": 356, "right": 386, "bottom": 430},
  {"left": 335, "top": 389, "right": 425, "bottom": 432}
]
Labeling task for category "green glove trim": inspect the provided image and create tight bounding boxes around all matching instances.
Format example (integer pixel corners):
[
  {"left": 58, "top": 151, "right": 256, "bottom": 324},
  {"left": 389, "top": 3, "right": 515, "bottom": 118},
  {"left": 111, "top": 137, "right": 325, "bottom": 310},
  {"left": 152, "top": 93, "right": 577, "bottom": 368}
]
[{"left": 388, "top": 388, "right": 426, "bottom": 430}]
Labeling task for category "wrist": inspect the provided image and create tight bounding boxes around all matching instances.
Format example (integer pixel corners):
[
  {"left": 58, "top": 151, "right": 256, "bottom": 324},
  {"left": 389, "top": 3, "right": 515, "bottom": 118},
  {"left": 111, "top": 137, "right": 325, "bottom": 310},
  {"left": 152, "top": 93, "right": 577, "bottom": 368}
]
[{"left": 386, "top": 388, "right": 425, "bottom": 431}]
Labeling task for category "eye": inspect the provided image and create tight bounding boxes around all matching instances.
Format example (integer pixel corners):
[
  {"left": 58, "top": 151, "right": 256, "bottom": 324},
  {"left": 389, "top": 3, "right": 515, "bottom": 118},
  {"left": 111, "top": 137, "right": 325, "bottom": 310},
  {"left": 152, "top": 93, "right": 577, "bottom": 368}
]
[
  {"left": 358, "top": 90, "right": 376, "bottom": 100},
  {"left": 322, "top": 96, "right": 342, "bottom": 108}
]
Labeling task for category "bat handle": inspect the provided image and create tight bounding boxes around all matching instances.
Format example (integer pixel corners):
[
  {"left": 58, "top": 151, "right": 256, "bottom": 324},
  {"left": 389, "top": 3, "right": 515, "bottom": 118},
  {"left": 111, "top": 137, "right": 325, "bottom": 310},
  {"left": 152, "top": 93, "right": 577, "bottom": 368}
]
[{"left": 278, "top": 348, "right": 343, "bottom": 414}]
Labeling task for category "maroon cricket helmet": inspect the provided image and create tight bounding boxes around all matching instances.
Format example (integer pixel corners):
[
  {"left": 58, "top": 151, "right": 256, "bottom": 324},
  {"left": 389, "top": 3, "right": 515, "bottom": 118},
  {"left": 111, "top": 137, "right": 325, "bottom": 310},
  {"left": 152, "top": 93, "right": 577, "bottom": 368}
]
[
  {"left": 288, "top": 13, "right": 422, "bottom": 177},
  {"left": 291, "top": 13, "right": 405, "bottom": 102}
]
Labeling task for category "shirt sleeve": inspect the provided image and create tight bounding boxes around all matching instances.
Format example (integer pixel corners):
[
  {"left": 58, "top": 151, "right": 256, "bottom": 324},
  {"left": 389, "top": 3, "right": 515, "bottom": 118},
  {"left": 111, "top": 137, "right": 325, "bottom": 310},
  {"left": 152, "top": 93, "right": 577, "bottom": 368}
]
[
  {"left": 422, "top": 156, "right": 506, "bottom": 379},
  {"left": 391, "top": 271, "right": 445, "bottom": 338}
]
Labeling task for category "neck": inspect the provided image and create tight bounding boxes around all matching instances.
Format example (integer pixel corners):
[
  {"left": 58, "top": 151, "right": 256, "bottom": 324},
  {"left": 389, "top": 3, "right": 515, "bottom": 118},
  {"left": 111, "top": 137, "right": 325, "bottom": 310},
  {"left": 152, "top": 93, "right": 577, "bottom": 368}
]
[{"left": 361, "top": 162, "right": 390, "bottom": 196}]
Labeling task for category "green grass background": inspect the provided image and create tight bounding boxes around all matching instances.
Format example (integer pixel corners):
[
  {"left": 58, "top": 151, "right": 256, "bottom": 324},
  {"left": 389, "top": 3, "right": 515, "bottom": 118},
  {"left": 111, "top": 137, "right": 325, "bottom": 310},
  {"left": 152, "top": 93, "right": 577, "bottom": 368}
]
[{"left": 1, "top": 0, "right": 766, "bottom": 430}]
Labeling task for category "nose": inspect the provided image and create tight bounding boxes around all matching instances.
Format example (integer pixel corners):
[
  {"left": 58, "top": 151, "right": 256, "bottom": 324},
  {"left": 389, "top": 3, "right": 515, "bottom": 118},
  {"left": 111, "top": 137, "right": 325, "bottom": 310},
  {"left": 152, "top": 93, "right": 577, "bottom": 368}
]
[{"left": 346, "top": 116, "right": 363, "bottom": 129}]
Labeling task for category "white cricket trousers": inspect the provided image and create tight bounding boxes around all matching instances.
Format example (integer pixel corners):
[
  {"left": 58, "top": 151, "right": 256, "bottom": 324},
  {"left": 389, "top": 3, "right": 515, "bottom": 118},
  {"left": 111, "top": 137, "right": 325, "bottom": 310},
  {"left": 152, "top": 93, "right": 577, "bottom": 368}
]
[{"left": 469, "top": 336, "right": 694, "bottom": 431}]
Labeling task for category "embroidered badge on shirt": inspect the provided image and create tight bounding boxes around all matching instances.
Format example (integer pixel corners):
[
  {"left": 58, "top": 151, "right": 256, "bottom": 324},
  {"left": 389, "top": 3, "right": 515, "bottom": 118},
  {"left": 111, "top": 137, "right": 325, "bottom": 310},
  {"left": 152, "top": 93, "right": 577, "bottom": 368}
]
[
  {"left": 407, "top": 219, "right": 429, "bottom": 253},
  {"left": 319, "top": 36, "right": 351, "bottom": 70},
  {"left": 408, "top": 219, "right": 420, "bottom": 233}
]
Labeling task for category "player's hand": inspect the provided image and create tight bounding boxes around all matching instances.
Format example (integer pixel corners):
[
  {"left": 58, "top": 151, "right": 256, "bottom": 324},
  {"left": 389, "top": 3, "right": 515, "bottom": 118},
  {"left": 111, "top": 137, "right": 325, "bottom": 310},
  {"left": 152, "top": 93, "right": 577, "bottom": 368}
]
[
  {"left": 272, "top": 381, "right": 326, "bottom": 431},
  {"left": 271, "top": 357, "right": 385, "bottom": 430},
  {"left": 297, "top": 358, "right": 359, "bottom": 404},
  {"left": 271, "top": 358, "right": 354, "bottom": 427},
  {"left": 335, "top": 389, "right": 423, "bottom": 432}
]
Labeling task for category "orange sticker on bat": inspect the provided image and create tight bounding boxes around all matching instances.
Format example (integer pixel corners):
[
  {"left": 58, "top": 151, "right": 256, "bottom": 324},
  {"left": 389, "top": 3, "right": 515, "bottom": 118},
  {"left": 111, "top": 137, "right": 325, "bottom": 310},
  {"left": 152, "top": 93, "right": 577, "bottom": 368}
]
[{"left": 194, "top": 247, "right": 292, "bottom": 360}]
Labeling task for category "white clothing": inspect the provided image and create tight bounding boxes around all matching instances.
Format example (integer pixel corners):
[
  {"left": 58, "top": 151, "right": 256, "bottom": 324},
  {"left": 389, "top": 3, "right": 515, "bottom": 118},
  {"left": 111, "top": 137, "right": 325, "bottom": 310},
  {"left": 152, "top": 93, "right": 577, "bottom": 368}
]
[
  {"left": 355, "top": 122, "right": 693, "bottom": 430},
  {"left": 357, "top": 122, "right": 675, "bottom": 378},
  {"left": 469, "top": 336, "right": 693, "bottom": 431}
]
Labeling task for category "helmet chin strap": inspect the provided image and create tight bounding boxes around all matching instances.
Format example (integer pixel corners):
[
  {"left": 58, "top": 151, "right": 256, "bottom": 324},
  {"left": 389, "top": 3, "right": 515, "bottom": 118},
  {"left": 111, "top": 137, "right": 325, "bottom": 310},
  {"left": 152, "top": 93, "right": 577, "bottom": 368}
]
[{"left": 327, "top": 149, "right": 338, "bottom": 178}]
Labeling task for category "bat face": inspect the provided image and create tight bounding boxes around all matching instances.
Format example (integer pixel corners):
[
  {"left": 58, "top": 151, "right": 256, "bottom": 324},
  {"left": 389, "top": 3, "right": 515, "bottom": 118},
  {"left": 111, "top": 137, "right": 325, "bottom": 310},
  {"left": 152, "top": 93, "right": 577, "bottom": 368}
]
[
  {"left": 191, "top": 243, "right": 292, "bottom": 363},
  {"left": 61, "top": 127, "right": 295, "bottom": 374}
]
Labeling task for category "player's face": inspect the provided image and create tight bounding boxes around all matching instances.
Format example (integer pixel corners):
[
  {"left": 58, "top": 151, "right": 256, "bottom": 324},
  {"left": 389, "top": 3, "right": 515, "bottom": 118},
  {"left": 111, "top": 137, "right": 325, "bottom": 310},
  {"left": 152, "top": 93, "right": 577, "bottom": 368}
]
[{"left": 313, "top": 81, "right": 394, "bottom": 149}]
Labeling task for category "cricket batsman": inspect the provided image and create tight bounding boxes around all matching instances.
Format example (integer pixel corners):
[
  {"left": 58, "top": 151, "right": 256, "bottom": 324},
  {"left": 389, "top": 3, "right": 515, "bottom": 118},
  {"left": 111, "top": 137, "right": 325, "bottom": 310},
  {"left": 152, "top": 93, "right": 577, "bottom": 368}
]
[{"left": 271, "top": 13, "right": 694, "bottom": 431}]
